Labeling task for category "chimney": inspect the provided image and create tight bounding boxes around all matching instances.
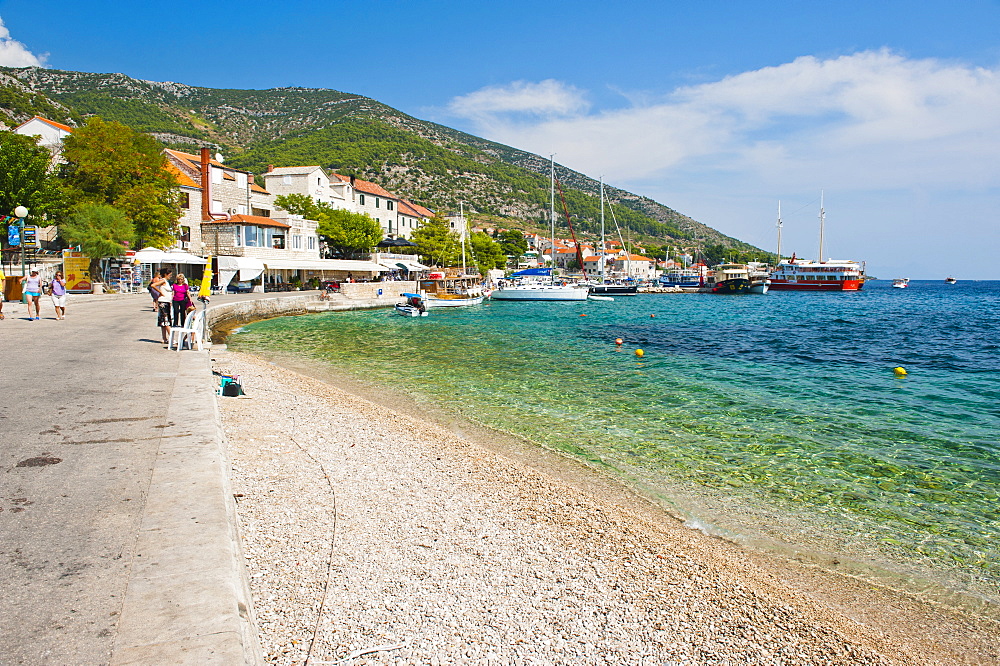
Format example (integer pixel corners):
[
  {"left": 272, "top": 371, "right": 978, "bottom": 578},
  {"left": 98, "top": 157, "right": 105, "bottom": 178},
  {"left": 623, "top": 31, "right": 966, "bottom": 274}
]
[
  {"left": 267, "top": 164, "right": 274, "bottom": 173},
  {"left": 349, "top": 175, "right": 356, "bottom": 186},
  {"left": 200, "top": 147, "right": 211, "bottom": 222}
]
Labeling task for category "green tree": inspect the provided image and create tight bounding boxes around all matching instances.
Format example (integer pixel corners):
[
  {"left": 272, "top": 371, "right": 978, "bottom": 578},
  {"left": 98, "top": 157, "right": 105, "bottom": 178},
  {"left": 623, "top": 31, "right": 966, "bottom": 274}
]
[
  {"left": 59, "top": 203, "right": 135, "bottom": 277},
  {"left": 412, "top": 215, "right": 461, "bottom": 267},
  {"left": 60, "top": 117, "right": 180, "bottom": 248},
  {"left": 0, "top": 131, "right": 63, "bottom": 229},
  {"left": 274, "top": 193, "right": 322, "bottom": 219},
  {"left": 318, "top": 208, "right": 382, "bottom": 257},
  {"left": 497, "top": 229, "right": 528, "bottom": 261},
  {"left": 468, "top": 231, "right": 506, "bottom": 275}
]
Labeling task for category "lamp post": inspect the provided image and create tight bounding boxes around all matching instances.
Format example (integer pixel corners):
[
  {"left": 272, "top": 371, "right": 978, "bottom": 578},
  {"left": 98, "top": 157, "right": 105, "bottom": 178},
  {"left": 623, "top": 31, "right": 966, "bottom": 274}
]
[{"left": 13, "top": 206, "right": 28, "bottom": 303}]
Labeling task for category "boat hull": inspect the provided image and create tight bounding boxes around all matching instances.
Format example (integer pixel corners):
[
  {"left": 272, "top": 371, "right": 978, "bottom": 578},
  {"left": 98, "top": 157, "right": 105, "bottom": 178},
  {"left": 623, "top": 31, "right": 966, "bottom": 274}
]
[
  {"left": 424, "top": 295, "right": 485, "bottom": 307},
  {"left": 589, "top": 284, "right": 638, "bottom": 295},
  {"left": 491, "top": 285, "right": 589, "bottom": 301},
  {"left": 769, "top": 279, "right": 864, "bottom": 291},
  {"left": 711, "top": 278, "right": 751, "bottom": 294},
  {"left": 394, "top": 305, "right": 427, "bottom": 316}
]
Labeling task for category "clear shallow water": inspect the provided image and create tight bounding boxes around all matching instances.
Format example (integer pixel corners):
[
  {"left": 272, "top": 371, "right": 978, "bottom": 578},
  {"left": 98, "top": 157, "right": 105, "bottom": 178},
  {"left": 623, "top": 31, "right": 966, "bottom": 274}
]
[{"left": 230, "top": 280, "right": 1000, "bottom": 611}]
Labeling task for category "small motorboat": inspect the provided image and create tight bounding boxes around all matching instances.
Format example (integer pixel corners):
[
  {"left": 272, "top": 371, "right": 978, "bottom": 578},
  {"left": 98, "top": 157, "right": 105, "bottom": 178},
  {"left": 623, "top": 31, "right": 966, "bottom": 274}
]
[
  {"left": 587, "top": 294, "right": 615, "bottom": 301},
  {"left": 395, "top": 293, "right": 428, "bottom": 317},
  {"left": 945, "top": 277, "right": 957, "bottom": 284},
  {"left": 892, "top": 278, "right": 909, "bottom": 289}
]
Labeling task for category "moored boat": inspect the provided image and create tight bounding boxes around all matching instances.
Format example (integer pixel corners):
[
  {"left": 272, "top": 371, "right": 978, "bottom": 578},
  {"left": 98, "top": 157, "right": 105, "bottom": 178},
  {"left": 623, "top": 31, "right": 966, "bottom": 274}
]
[
  {"left": 711, "top": 263, "right": 752, "bottom": 294},
  {"left": 421, "top": 270, "right": 487, "bottom": 307},
  {"left": 768, "top": 194, "right": 866, "bottom": 292},
  {"left": 395, "top": 293, "right": 428, "bottom": 316}
]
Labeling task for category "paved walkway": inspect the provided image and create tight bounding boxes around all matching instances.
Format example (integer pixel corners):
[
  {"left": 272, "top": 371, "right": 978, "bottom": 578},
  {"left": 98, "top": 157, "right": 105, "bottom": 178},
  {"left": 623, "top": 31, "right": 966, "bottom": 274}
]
[{"left": 0, "top": 292, "right": 276, "bottom": 665}]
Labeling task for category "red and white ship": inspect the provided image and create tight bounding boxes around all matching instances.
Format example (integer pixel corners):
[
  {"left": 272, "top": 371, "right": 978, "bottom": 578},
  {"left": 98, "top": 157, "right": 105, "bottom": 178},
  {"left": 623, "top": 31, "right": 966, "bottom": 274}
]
[
  {"left": 769, "top": 255, "right": 866, "bottom": 291},
  {"left": 768, "top": 194, "right": 866, "bottom": 292}
]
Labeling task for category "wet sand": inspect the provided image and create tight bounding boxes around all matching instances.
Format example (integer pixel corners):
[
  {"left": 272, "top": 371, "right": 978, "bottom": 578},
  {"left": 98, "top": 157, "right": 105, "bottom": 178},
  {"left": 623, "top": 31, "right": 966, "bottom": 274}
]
[{"left": 215, "top": 349, "right": 999, "bottom": 665}]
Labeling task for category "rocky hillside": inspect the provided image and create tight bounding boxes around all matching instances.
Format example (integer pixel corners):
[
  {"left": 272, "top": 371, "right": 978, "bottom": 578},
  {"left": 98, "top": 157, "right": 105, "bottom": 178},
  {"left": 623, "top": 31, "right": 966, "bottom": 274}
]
[{"left": 2, "top": 66, "right": 755, "bottom": 249}]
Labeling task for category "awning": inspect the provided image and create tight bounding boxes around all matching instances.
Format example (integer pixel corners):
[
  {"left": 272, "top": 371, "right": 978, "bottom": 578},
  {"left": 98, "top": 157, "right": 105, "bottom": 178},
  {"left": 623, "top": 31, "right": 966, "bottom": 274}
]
[
  {"left": 217, "top": 256, "right": 265, "bottom": 284},
  {"left": 132, "top": 247, "right": 167, "bottom": 264},
  {"left": 263, "top": 258, "right": 390, "bottom": 273},
  {"left": 163, "top": 249, "right": 208, "bottom": 265},
  {"left": 379, "top": 260, "right": 428, "bottom": 272}
]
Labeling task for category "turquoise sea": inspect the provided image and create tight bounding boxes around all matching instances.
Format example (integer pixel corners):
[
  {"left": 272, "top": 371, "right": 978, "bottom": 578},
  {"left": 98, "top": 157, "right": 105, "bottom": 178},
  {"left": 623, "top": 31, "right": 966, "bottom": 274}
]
[{"left": 229, "top": 280, "right": 1000, "bottom": 614}]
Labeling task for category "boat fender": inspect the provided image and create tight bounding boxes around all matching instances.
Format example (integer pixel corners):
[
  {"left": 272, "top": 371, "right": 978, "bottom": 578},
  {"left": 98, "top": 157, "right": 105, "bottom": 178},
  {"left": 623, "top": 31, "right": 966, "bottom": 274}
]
[
  {"left": 615, "top": 338, "right": 623, "bottom": 345},
  {"left": 894, "top": 367, "right": 907, "bottom": 376},
  {"left": 635, "top": 349, "right": 644, "bottom": 358}
]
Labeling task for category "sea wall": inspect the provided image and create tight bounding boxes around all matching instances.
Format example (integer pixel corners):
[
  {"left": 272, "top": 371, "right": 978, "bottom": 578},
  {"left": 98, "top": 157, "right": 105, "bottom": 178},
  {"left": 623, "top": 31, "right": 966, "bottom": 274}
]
[{"left": 204, "top": 286, "right": 416, "bottom": 337}]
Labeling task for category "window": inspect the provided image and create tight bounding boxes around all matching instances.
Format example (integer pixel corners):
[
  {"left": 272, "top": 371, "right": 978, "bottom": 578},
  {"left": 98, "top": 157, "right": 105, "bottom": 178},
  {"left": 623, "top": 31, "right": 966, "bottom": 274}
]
[
  {"left": 251, "top": 207, "right": 270, "bottom": 217},
  {"left": 375, "top": 198, "right": 380, "bottom": 209},
  {"left": 178, "top": 226, "right": 191, "bottom": 242},
  {"left": 283, "top": 175, "right": 292, "bottom": 185},
  {"left": 211, "top": 167, "right": 223, "bottom": 184},
  {"left": 238, "top": 204, "right": 247, "bottom": 215},
  {"left": 271, "top": 234, "right": 285, "bottom": 249},
  {"left": 243, "top": 225, "right": 261, "bottom": 247},
  {"left": 387, "top": 201, "right": 394, "bottom": 211},
  {"left": 359, "top": 194, "right": 365, "bottom": 206},
  {"left": 307, "top": 236, "right": 316, "bottom": 250},
  {"left": 317, "top": 177, "right": 322, "bottom": 186},
  {"left": 236, "top": 173, "right": 247, "bottom": 189},
  {"left": 211, "top": 199, "right": 223, "bottom": 214},
  {"left": 292, "top": 234, "right": 302, "bottom": 249},
  {"left": 180, "top": 192, "right": 190, "bottom": 209}
]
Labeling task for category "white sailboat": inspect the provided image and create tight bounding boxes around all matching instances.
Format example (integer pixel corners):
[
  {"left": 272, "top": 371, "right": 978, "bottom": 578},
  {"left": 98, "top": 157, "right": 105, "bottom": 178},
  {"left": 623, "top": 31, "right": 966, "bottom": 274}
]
[{"left": 492, "top": 156, "right": 588, "bottom": 301}]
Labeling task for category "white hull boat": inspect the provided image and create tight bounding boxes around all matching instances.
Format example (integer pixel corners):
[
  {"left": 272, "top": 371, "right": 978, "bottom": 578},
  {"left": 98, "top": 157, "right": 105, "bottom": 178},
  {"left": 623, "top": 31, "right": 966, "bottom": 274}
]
[{"left": 491, "top": 283, "right": 589, "bottom": 301}]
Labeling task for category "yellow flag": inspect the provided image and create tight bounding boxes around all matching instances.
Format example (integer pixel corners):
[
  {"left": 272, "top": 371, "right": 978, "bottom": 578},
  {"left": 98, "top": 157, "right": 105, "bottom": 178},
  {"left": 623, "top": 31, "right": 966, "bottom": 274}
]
[{"left": 199, "top": 257, "right": 213, "bottom": 298}]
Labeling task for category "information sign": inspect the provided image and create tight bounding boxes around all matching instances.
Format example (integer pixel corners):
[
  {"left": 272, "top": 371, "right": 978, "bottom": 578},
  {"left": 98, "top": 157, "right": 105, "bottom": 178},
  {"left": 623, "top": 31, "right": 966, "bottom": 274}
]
[
  {"left": 21, "top": 225, "right": 39, "bottom": 249},
  {"left": 63, "top": 249, "right": 93, "bottom": 293}
]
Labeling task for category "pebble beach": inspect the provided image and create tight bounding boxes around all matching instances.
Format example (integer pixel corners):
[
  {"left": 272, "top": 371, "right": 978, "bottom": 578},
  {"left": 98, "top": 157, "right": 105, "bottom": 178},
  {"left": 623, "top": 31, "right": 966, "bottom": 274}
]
[{"left": 215, "top": 350, "right": 999, "bottom": 665}]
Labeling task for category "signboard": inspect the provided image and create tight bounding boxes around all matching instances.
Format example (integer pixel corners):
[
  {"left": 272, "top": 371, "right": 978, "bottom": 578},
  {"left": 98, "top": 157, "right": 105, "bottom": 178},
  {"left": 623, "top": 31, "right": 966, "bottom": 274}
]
[
  {"left": 7, "top": 224, "right": 19, "bottom": 246},
  {"left": 21, "top": 225, "right": 39, "bottom": 249},
  {"left": 62, "top": 249, "right": 92, "bottom": 293}
]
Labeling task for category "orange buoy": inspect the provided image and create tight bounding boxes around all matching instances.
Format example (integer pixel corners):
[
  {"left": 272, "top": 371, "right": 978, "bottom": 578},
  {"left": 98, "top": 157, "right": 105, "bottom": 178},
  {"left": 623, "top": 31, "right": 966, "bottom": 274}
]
[{"left": 615, "top": 338, "right": 623, "bottom": 345}]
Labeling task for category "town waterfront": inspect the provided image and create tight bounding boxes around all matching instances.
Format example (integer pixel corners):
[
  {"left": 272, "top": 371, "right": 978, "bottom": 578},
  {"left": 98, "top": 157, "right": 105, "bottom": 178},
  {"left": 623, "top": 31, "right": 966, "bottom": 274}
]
[{"left": 229, "top": 280, "right": 1000, "bottom": 617}]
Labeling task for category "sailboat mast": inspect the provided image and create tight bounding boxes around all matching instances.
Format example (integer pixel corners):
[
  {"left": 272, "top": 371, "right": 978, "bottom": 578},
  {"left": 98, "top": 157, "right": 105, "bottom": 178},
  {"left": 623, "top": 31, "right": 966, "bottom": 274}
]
[
  {"left": 460, "top": 201, "right": 467, "bottom": 274},
  {"left": 775, "top": 200, "right": 783, "bottom": 263},
  {"left": 549, "top": 155, "right": 556, "bottom": 285},
  {"left": 818, "top": 190, "right": 825, "bottom": 263},
  {"left": 600, "top": 177, "right": 605, "bottom": 284}
]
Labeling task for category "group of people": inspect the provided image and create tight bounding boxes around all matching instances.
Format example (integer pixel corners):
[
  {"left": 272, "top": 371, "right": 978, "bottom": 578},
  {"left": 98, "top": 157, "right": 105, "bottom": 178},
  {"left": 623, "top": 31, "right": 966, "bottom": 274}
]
[
  {"left": 148, "top": 268, "right": 197, "bottom": 345},
  {"left": 0, "top": 267, "right": 68, "bottom": 321}
]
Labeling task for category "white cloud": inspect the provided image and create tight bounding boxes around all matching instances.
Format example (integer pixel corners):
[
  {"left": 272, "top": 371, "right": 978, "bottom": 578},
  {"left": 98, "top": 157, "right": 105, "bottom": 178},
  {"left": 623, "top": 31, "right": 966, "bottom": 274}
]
[
  {"left": 444, "top": 51, "right": 1000, "bottom": 278},
  {"left": 447, "top": 79, "right": 589, "bottom": 122},
  {"left": 446, "top": 50, "right": 1000, "bottom": 190},
  {"left": 0, "top": 17, "right": 46, "bottom": 67}
]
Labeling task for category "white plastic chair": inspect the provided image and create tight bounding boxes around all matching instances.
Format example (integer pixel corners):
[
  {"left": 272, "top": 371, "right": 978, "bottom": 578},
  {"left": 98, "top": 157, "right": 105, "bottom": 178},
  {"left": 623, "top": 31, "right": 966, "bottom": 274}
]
[{"left": 168, "top": 309, "right": 206, "bottom": 351}]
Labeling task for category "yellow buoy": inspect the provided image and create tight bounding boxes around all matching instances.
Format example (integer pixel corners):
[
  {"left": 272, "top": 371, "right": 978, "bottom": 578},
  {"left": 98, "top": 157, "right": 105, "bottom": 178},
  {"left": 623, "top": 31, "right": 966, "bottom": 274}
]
[
  {"left": 894, "top": 367, "right": 907, "bottom": 376},
  {"left": 615, "top": 338, "right": 623, "bottom": 345},
  {"left": 635, "top": 349, "right": 644, "bottom": 357}
]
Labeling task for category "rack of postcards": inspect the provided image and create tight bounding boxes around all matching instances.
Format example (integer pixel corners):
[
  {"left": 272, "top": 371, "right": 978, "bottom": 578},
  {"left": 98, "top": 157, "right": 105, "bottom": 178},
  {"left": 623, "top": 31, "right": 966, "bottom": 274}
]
[{"left": 105, "top": 260, "right": 146, "bottom": 294}]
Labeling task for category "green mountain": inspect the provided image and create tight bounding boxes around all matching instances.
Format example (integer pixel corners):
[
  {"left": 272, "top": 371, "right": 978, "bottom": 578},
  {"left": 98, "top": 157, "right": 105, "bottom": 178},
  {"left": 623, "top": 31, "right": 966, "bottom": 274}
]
[{"left": 2, "top": 66, "right": 757, "bottom": 251}]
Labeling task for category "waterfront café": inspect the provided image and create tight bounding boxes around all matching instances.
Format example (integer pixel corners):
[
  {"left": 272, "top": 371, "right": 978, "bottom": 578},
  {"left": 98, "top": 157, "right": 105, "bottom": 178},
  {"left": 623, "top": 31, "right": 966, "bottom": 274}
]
[{"left": 216, "top": 256, "right": 392, "bottom": 292}]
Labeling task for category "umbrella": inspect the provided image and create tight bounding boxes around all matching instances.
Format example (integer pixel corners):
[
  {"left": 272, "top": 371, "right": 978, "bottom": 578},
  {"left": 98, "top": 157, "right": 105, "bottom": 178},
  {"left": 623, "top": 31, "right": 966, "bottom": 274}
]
[{"left": 377, "top": 237, "right": 418, "bottom": 248}]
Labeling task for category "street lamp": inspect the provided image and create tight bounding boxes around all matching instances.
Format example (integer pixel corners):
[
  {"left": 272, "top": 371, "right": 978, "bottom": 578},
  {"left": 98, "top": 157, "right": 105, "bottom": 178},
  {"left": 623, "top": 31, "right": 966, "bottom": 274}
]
[{"left": 12, "top": 206, "right": 28, "bottom": 303}]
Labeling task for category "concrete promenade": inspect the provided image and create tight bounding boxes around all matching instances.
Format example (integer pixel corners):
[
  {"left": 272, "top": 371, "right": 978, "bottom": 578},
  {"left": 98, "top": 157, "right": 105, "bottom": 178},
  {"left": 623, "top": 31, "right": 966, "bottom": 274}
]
[{"left": 0, "top": 289, "right": 374, "bottom": 665}]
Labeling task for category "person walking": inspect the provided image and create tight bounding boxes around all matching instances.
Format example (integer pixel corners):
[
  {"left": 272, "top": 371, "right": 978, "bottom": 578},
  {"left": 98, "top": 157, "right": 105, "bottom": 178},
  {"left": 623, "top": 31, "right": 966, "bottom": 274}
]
[
  {"left": 49, "top": 270, "right": 68, "bottom": 320},
  {"left": 150, "top": 268, "right": 174, "bottom": 344},
  {"left": 171, "top": 274, "right": 191, "bottom": 326},
  {"left": 0, "top": 264, "right": 5, "bottom": 320},
  {"left": 20, "top": 269, "right": 43, "bottom": 320}
]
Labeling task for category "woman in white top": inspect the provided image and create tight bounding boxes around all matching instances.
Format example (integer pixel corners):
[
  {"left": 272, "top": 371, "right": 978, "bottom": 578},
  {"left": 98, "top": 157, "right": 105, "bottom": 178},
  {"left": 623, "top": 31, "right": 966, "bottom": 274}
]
[
  {"left": 20, "top": 269, "right": 43, "bottom": 320},
  {"left": 150, "top": 268, "right": 174, "bottom": 344}
]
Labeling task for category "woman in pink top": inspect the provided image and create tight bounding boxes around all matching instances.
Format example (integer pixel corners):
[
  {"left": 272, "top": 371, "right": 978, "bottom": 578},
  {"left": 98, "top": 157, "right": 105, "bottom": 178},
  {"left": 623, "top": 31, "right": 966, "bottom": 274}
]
[{"left": 171, "top": 274, "right": 191, "bottom": 326}]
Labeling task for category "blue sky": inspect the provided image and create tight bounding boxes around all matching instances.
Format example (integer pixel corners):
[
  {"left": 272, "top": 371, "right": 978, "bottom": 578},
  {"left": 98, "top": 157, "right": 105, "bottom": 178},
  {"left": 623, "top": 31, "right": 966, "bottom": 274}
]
[{"left": 2, "top": 0, "right": 999, "bottom": 278}]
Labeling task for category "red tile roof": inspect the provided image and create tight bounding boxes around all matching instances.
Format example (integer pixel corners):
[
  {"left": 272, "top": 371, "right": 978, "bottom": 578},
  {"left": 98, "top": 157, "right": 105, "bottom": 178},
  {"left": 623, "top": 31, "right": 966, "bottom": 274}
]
[
  {"left": 203, "top": 214, "right": 290, "bottom": 229},
  {"left": 398, "top": 198, "right": 434, "bottom": 218},
  {"left": 166, "top": 163, "right": 199, "bottom": 188},
  {"left": 21, "top": 115, "right": 74, "bottom": 133},
  {"left": 331, "top": 173, "right": 397, "bottom": 199}
]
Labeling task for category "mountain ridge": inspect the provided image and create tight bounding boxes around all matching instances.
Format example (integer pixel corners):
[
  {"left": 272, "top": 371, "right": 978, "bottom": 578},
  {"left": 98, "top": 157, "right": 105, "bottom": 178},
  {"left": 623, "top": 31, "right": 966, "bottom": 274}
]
[{"left": 2, "top": 66, "right": 756, "bottom": 251}]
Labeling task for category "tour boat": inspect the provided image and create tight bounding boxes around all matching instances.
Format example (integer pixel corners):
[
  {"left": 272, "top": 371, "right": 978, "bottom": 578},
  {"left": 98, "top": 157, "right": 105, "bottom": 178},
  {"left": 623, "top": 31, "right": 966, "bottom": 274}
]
[
  {"left": 420, "top": 270, "right": 486, "bottom": 308},
  {"left": 945, "top": 276, "right": 957, "bottom": 284},
  {"left": 710, "top": 263, "right": 752, "bottom": 294},
  {"left": 768, "top": 195, "right": 866, "bottom": 292},
  {"left": 892, "top": 278, "right": 909, "bottom": 288},
  {"left": 658, "top": 268, "right": 702, "bottom": 288}
]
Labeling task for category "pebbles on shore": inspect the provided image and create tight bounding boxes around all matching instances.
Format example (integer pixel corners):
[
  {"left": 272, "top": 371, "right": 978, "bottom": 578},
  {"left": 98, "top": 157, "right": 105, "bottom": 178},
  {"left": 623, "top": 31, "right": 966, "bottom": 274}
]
[{"left": 215, "top": 351, "right": 990, "bottom": 665}]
